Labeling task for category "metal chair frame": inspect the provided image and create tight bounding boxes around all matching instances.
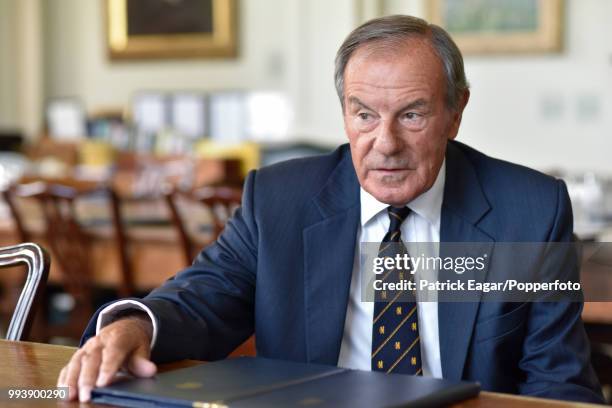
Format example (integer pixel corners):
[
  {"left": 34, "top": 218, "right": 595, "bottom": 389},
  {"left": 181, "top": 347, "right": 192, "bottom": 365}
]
[{"left": 0, "top": 243, "right": 50, "bottom": 341}]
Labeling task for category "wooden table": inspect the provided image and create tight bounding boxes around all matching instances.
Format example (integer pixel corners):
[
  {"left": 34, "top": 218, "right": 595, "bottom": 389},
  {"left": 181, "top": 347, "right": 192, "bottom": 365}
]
[
  {"left": 0, "top": 153, "right": 238, "bottom": 293},
  {"left": 0, "top": 197, "right": 205, "bottom": 292},
  {"left": 583, "top": 302, "right": 612, "bottom": 325},
  {"left": 0, "top": 222, "right": 185, "bottom": 292},
  {"left": 0, "top": 340, "right": 603, "bottom": 407},
  {"left": 581, "top": 242, "right": 612, "bottom": 325}
]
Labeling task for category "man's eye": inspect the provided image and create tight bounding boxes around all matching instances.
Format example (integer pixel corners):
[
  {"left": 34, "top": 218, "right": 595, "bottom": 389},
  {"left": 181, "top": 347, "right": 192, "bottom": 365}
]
[
  {"left": 358, "top": 112, "right": 371, "bottom": 120},
  {"left": 404, "top": 112, "right": 420, "bottom": 120}
]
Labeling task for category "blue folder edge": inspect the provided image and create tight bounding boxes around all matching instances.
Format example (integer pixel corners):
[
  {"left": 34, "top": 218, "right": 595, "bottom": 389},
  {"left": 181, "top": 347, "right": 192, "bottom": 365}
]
[{"left": 91, "top": 357, "right": 480, "bottom": 408}]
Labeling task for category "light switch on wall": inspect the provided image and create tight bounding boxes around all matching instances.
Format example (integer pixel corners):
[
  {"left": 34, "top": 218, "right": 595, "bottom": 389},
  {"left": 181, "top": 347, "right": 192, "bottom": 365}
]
[
  {"left": 539, "top": 94, "right": 565, "bottom": 121},
  {"left": 265, "top": 51, "right": 285, "bottom": 80},
  {"left": 575, "top": 93, "right": 601, "bottom": 122}
]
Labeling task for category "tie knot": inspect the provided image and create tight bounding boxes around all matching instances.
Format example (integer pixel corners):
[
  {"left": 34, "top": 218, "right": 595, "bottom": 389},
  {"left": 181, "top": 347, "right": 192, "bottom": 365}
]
[{"left": 387, "top": 206, "right": 411, "bottom": 232}]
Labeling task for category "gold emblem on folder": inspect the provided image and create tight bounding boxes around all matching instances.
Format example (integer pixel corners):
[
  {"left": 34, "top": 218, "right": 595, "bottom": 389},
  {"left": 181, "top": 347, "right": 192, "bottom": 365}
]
[
  {"left": 176, "top": 381, "right": 203, "bottom": 390},
  {"left": 193, "top": 402, "right": 228, "bottom": 408}
]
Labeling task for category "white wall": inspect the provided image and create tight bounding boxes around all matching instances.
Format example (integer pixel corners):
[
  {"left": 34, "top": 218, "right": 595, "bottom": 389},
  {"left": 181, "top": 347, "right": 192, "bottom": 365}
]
[
  {"left": 36, "top": 0, "right": 612, "bottom": 173},
  {"left": 376, "top": 0, "right": 612, "bottom": 174},
  {"left": 289, "top": 0, "right": 355, "bottom": 145},
  {"left": 44, "top": 0, "right": 294, "bottom": 108},
  {"left": 42, "top": 0, "right": 357, "bottom": 146},
  {"left": 458, "top": 0, "right": 612, "bottom": 174}
]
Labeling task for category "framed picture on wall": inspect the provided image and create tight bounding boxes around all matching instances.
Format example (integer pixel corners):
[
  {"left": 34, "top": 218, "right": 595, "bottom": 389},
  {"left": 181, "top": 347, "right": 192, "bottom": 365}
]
[
  {"left": 106, "top": 0, "right": 237, "bottom": 60},
  {"left": 427, "top": 0, "right": 563, "bottom": 54}
]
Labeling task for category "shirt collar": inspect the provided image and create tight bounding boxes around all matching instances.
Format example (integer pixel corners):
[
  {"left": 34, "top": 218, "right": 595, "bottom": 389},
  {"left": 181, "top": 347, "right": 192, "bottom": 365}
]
[{"left": 360, "top": 159, "right": 446, "bottom": 228}]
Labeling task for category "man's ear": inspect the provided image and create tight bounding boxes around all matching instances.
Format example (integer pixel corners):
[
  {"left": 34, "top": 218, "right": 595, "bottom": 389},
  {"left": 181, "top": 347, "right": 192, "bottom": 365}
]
[{"left": 447, "top": 89, "right": 470, "bottom": 141}]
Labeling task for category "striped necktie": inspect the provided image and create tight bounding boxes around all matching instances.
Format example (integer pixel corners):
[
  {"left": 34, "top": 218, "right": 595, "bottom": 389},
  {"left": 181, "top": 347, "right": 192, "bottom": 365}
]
[{"left": 371, "top": 206, "right": 422, "bottom": 375}]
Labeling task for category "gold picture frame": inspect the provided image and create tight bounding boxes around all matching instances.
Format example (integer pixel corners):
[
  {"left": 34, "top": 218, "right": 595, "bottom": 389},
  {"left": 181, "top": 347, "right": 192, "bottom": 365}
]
[
  {"left": 427, "top": 0, "right": 563, "bottom": 54},
  {"left": 106, "top": 0, "right": 237, "bottom": 60}
]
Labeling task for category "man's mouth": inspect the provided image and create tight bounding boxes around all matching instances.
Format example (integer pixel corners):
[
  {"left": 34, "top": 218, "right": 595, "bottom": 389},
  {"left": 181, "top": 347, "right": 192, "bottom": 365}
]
[{"left": 373, "top": 168, "right": 410, "bottom": 172}]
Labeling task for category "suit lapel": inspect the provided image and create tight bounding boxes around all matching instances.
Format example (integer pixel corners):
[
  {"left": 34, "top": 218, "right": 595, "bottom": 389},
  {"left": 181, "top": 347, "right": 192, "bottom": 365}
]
[
  {"left": 438, "top": 141, "right": 494, "bottom": 380},
  {"left": 303, "top": 147, "right": 360, "bottom": 364}
]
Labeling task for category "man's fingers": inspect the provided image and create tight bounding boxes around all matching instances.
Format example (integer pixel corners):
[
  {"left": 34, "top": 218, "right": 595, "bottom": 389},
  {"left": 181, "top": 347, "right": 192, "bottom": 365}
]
[
  {"left": 128, "top": 356, "right": 157, "bottom": 378},
  {"left": 56, "top": 317, "right": 154, "bottom": 401},
  {"left": 127, "top": 347, "right": 157, "bottom": 378},
  {"left": 56, "top": 366, "right": 67, "bottom": 388},
  {"left": 78, "top": 350, "right": 102, "bottom": 402},
  {"left": 96, "top": 344, "right": 132, "bottom": 387},
  {"left": 64, "top": 350, "right": 83, "bottom": 401}
]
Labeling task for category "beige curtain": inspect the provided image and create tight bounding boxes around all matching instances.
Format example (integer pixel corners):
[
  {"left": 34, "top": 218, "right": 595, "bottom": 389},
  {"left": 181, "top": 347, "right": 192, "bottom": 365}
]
[{"left": 0, "top": 0, "right": 44, "bottom": 140}]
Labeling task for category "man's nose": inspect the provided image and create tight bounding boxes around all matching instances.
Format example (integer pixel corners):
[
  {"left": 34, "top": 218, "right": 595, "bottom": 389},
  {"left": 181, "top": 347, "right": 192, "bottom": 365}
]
[{"left": 373, "top": 119, "right": 403, "bottom": 155}]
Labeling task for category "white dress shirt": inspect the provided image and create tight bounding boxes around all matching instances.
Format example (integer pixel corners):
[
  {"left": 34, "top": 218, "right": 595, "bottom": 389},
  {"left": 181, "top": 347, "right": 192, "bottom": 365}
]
[
  {"left": 337, "top": 161, "right": 445, "bottom": 378},
  {"left": 98, "top": 161, "right": 446, "bottom": 378}
]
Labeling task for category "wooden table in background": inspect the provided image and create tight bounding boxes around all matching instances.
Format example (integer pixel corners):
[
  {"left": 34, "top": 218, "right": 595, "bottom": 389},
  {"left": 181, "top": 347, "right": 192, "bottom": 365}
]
[
  {"left": 583, "top": 302, "right": 612, "bottom": 325},
  {"left": 0, "top": 154, "right": 237, "bottom": 292},
  {"left": 0, "top": 197, "right": 204, "bottom": 292},
  {"left": 0, "top": 340, "right": 603, "bottom": 408},
  {"left": 0, "top": 219, "right": 185, "bottom": 292}
]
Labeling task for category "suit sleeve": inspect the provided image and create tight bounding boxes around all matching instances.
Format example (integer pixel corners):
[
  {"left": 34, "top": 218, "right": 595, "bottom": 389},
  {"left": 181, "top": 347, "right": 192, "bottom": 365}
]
[
  {"left": 517, "top": 180, "right": 604, "bottom": 403},
  {"left": 81, "top": 170, "right": 259, "bottom": 363}
]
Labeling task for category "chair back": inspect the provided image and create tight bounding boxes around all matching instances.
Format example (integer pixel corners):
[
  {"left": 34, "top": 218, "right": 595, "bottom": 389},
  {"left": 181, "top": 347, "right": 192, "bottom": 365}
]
[
  {"left": 0, "top": 243, "right": 49, "bottom": 341},
  {"left": 3, "top": 178, "right": 134, "bottom": 297},
  {"left": 165, "top": 186, "right": 242, "bottom": 265}
]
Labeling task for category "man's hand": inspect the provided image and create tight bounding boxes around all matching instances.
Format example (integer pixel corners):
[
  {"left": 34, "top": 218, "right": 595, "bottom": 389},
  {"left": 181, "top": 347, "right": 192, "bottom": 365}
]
[{"left": 57, "top": 316, "right": 157, "bottom": 402}]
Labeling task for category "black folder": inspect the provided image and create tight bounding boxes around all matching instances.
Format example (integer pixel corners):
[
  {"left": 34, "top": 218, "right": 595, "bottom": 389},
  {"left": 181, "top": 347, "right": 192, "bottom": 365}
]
[{"left": 91, "top": 357, "right": 480, "bottom": 408}]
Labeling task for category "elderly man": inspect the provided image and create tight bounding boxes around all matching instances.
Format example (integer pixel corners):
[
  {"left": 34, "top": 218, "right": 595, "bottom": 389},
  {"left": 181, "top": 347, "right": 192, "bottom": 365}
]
[{"left": 59, "top": 15, "right": 603, "bottom": 403}]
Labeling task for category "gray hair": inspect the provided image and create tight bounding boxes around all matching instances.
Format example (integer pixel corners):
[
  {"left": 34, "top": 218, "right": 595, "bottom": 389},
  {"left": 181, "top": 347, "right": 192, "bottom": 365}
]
[{"left": 334, "top": 15, "right": 469, "bottom": 111}]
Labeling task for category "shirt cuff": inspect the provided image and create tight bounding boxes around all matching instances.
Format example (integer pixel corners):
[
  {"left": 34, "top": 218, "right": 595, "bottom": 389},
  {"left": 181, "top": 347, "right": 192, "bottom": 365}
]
[{"left": 96, "top": 299, "right": 158, "bottom": 350}]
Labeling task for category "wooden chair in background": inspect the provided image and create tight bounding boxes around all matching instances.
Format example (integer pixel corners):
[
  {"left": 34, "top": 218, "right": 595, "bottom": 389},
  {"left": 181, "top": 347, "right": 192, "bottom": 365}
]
[
  {"left": 0, "top": 242, "right": 49, "bottom": 341},
  {"left": 2, "top": 178, "right": 133, "bottom": 341},
  {"left": 164, "top": 185, "right": 254, "bottom": 356},
  {"left": 164, "top": 185, "right": 243, "bottom": 266}
]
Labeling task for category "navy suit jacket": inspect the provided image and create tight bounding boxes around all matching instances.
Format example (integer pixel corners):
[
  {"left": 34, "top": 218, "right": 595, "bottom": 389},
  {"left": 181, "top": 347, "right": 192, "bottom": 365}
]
[{"left": 82, "top": 141, "right": 603, "bottom": 403}]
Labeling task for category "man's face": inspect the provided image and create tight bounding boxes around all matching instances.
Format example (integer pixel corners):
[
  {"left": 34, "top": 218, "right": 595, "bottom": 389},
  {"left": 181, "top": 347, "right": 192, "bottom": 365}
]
[{"left": 343, "top": 38, "right": 468, "bottom": 206}]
